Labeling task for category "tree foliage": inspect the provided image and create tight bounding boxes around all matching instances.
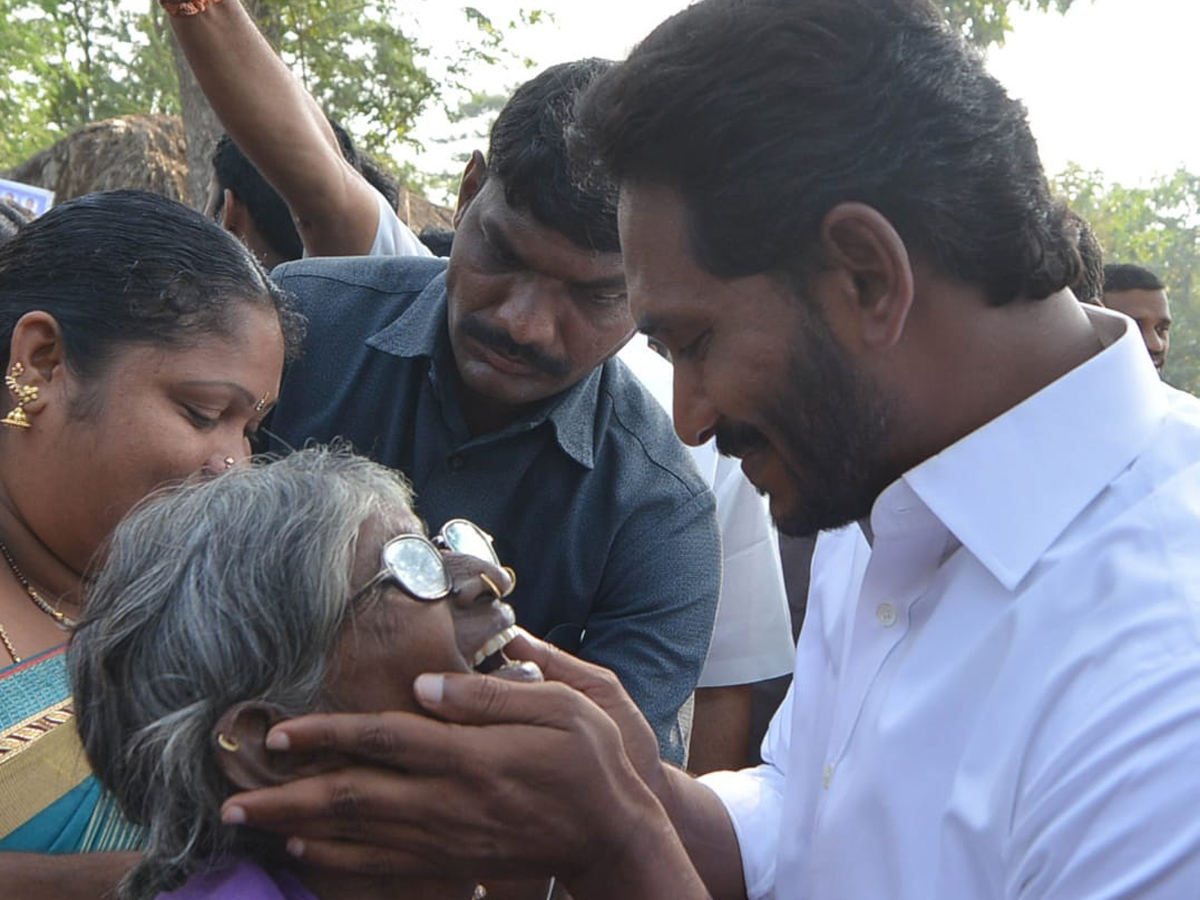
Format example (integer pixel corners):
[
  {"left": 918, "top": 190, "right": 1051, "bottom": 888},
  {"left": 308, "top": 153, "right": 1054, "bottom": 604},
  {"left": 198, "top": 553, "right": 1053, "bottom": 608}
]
[
  {"left": 1055, "top": 165, "right": 1200, "bottom": 393},
  {"left": 939, "top": 0, "right": 1079, "bottom": 46},
  {"left": 0, "top": 0, "right": 537, "bottom": 173}
]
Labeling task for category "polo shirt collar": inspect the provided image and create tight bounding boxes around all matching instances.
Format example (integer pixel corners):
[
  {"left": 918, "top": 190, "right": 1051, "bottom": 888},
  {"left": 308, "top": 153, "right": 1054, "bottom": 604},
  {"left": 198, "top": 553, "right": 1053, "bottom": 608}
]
[
  {"left": 897, "top": 306, "right": 1167, "bottom": 590},
  {"left": 365, "top": 271, "right": 599, "bottom": 469}
]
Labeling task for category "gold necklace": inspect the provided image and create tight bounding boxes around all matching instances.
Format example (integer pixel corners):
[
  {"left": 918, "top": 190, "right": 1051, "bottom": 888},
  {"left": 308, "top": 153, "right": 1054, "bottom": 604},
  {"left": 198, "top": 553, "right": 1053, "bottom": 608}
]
[
  {"left": 0, "top": 620, "right": 19, "bottom": 664},
  {"left": 0, "top": 540, "right": 77, "bottom": 629}
]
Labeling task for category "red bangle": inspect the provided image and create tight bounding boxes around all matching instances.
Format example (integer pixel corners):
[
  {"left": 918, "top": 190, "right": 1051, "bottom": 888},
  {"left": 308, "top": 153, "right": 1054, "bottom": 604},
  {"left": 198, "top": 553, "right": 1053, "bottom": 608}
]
[{"left": 159, "top": 0, "right": 224, "bottom": 16}]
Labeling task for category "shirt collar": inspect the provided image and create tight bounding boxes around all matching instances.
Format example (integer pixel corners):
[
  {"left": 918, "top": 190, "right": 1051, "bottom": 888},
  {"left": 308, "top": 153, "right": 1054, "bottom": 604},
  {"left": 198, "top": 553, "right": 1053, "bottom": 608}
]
[
  {"left": 365, "top": 269, "right": 449, "bottom": 360},
  {"left": 365, "top": 272, "right": 599, "bottom": 469},
  {"left": 893, "top": 306, "right": 1167, "bottom": 590}
]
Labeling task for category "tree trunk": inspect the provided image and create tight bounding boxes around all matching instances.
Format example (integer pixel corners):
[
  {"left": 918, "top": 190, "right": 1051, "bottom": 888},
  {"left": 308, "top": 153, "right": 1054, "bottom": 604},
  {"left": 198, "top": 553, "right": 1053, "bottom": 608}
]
[{"left": 168, "top": 18, "right": 222, "bottom": 210}]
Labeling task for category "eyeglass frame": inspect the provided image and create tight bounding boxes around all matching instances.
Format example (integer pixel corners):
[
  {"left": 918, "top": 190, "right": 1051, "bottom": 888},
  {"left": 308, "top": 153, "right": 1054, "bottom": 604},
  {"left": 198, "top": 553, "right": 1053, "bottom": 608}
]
[{"left": 349, "top": 518, "right": 501, "bottom": 605}]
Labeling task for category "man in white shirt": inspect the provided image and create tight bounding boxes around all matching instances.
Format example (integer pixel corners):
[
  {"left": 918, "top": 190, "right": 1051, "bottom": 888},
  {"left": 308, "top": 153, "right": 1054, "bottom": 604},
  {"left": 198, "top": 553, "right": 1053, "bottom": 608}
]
[{"left": 218, "top": 1, "right": 1200, "bottom": 898}]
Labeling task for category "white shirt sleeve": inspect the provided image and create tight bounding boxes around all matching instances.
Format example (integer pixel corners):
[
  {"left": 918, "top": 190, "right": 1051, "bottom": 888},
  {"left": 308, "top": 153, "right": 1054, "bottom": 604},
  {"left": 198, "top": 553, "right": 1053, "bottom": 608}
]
[
  {"left": 369, "top": 189, "right": 433, "bottom": 258},
  {"left": 700, "top": 681, "right": 795, "bottom": 899}
]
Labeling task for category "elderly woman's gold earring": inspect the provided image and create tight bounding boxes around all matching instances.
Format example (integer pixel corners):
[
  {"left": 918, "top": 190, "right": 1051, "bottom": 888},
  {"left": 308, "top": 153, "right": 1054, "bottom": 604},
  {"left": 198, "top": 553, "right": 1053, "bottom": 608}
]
[
  {"left": 216, "top": 732, "right": 240, "bottom": 753},
  {"left": 2, "top": 362, "right": 39, "bottom": 430}
]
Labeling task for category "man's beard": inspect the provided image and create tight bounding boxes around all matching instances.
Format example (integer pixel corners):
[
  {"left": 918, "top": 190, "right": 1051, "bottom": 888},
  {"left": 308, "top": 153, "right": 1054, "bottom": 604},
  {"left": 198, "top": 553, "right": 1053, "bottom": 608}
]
[{"left": 718, "top": 300, "right": 899, "bottom": 538}]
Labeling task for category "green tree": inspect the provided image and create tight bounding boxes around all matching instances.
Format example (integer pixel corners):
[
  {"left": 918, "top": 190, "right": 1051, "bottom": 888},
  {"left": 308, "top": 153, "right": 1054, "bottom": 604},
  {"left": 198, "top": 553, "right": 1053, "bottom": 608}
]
[
  {"left": 1056, "top": 165, "right": 1200, "bottom": 393},
  {"left": 0, "top": 0, "right": 539, "bottom": 184},
  {"left": 939, "top": 0, "right": 1080, "bottom": 46},
  {"left": 0, "top": 0, "right": 175, "bottom": 166}
]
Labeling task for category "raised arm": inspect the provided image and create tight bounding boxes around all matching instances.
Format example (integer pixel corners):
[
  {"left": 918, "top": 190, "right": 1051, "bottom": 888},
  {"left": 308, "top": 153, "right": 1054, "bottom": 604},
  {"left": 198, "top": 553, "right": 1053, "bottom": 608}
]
[{"left": 165, "top": 0, "right": 385, "bottom": 256}]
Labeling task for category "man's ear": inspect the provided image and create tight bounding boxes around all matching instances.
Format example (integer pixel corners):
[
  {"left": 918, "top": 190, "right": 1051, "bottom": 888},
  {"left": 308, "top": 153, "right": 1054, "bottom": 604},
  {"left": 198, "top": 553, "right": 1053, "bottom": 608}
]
[
  {"left": 818, "top": 203, "right": 914, "bottom": 350},
  {"left": 218, "top": 189, "right": 248, "bottom": 237},
  {"left": 7, "top": 311, "right": 67, "bottom": 419},
  {"left": 213, "top": 702, "right": 348, "bottom": 791},
  {"left": 452, "top": 150, "right": 488, "bottom": 229}
]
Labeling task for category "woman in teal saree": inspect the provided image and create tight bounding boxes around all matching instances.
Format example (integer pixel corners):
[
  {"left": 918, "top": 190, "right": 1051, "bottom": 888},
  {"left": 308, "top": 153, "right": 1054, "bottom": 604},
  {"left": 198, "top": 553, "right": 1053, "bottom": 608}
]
[
  {"left": 0, "top": 646, "right": 140, "bottom": 852},
  {"left": 0, "top": 190, "right": 299, "bottom": 895}
]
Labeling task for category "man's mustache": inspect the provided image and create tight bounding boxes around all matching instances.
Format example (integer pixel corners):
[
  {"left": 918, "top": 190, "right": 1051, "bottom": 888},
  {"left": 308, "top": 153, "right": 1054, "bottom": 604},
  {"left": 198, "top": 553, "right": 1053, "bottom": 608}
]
[
  {"left": 714, "top": 422, "right": 770, "bottom": 459},
  {"left": 459, "top": 314, "right": 572, "bottom": 378}
]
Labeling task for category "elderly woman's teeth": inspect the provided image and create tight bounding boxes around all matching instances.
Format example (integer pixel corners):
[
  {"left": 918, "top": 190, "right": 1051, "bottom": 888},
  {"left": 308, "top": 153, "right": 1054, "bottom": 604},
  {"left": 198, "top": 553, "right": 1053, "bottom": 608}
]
[{"left": 471, "top": 625, "right": 521, "bottom": 670}]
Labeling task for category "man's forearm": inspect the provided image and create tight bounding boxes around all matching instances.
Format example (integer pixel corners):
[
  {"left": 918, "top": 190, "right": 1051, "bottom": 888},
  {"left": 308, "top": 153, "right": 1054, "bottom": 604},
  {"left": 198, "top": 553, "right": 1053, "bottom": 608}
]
[
  {"left": 167, "top": 0, "right": 377, "bottom": 252},
  {"left": 0, "top": 851, "right": 137, "bottom": 900},
  {"left": 654, "top": 766, "right": 749, "bottom": 900}
]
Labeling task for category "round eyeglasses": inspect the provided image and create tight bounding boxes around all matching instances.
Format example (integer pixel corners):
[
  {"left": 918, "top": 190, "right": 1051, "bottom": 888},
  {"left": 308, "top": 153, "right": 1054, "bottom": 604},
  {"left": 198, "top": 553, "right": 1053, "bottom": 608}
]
[{"left": 351, "top": 518, "right": 503, "bottom": 604}]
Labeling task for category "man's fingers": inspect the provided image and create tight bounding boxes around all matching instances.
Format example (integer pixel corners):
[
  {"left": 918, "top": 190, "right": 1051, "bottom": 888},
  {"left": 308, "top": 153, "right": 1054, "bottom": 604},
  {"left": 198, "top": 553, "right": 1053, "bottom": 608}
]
[
  {"left": 414, "top": 670, "right": 598, "bottom": 729},
  {"left": 503, "top": 629, "right": 621, "bottom": 697}
]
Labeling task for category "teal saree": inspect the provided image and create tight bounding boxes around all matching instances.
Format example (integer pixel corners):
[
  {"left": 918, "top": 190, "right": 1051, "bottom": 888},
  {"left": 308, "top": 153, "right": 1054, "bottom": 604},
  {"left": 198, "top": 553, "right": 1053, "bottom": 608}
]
[{"left": 0, "top": 645, "right": 142, "bottom": 852}]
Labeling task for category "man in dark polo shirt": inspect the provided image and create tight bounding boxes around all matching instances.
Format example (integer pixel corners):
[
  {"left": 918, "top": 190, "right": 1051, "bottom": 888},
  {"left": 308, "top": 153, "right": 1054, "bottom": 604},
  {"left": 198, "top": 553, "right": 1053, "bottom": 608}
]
[{"left": 266, "top": 59, "right": 720, "bottom": 763}]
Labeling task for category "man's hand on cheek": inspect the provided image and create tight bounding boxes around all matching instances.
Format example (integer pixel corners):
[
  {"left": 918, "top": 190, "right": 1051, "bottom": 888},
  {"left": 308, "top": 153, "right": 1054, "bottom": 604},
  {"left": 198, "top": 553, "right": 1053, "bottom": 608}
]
[{"left": 219, "top": 645, "right": 673, "bottom": 892}]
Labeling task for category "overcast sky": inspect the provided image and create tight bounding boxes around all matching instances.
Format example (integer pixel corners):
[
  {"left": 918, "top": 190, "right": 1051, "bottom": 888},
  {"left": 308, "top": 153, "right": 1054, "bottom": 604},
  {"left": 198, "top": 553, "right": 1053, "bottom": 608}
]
[{"left": 408, "top": 0, "right": 1199, "bottom": 189}]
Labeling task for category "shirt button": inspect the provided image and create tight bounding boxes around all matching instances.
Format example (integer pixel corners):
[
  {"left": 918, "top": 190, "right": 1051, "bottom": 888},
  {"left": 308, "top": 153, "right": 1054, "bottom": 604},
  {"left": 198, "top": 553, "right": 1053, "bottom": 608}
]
[
  {"left": 448, "top": 454, "right": 466, "bottom": 471},
  {"left": 822, "top": 764, "right": 834, "bottom": 789},
  {"left": 876, "top": 603, "right": 897, "bottom": 627}
]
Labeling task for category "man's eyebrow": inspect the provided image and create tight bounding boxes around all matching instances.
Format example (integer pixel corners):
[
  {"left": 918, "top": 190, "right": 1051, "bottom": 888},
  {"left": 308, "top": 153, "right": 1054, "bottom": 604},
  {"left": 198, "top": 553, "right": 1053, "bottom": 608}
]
[
  {"left": 571, "top": 273, "right": 627, "bottom": 292},
  {"left": 482, "top": 218, "right": 526, "bottom": 265},
  {"left": 637, "top": 313, "right": 666, "bottom": 336}
]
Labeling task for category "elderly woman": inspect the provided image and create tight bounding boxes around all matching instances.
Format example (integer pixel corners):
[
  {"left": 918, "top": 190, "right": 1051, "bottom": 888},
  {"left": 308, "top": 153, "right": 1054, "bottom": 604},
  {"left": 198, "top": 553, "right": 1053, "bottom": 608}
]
[
  {"left": 0, "top": 190, "right": 302, "bottom": 895},
  {"left": 70, "top": 447, "right": 537, "bottom": 900}
]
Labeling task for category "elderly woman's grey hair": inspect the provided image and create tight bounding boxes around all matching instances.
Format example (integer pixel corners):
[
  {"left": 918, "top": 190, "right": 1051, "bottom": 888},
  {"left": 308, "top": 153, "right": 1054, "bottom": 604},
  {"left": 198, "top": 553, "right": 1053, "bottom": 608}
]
[{"left": 69, "top": 446, "right": 416, "bottom": 900}]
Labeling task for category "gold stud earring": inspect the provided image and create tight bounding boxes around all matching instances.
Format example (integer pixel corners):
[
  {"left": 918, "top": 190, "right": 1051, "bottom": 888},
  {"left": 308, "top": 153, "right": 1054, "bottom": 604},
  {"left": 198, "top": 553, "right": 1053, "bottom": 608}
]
[
  {"left": 216, "top": 732, "right": 240, "bottom": 752},
  {"left": 224, "top": 457, "right": 236, "bottom": 470},
  {"left": 2, "top": 362, "right": 39, "bottom": 430}
]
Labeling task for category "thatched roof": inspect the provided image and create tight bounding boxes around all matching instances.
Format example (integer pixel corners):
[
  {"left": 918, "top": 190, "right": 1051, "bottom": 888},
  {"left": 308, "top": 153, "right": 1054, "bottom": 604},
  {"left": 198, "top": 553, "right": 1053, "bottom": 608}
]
[{"left": 3, "top": 114, "right": 453, "bottom": 234}]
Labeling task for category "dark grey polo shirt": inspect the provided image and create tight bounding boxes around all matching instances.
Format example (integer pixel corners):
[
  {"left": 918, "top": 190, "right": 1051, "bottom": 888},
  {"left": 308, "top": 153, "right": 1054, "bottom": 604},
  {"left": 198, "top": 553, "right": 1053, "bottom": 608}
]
[{"left": 267, "top": 255, "right": 720, "bottom": 763}]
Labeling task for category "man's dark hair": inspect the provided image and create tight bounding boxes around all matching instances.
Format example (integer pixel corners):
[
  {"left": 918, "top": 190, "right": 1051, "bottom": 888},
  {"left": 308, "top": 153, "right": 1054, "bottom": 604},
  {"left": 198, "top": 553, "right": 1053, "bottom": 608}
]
[
  {"left": 211, "top": 118, "right": 401, "bottom": 264},
  {"left": 1104, "top": 263, "right": 1165, "bottom": 294},
  {"left": 418, "top": 226, "right": 455, "bottom": 257},
  {"left": 487, "top": 58, "right": 620, "bottom": 253},
  {"left": 0, "top": 190, "right": 305, "bottom": 404},
  {"left": 1068, "top": 212, "right": 1104, "bottom": 305},
  {"left": 573, "top": 0, "right": 1080, "bottom": 305},
  {"left": 0, "top": 198, "right": 33, "bottom": 245},
  {"left": 212, "top": 135, "right": 304, "bottom": 263}
]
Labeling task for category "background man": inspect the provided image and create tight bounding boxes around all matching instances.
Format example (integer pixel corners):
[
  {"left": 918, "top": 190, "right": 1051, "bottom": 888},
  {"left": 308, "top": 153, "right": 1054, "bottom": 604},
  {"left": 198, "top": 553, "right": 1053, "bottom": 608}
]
[
  {"left": 221, "top": 2, "right": 1200, "bottom": 899},
  {"left": 1103, "top": 262, "right": 1171, "bottom": 373},
  {"left": 264, "top": 59, "right": 720, "bottom": 764},
  {"left": 169, "top": 0, "right": 793, "bottom": 772}
]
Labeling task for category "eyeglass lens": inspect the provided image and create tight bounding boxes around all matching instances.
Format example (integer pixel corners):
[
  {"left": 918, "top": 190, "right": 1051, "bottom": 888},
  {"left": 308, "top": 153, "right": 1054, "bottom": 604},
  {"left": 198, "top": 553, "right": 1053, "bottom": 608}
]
[
  {"left": 382, "top": 537, "right": 449, "bottom": 599},
  {"left": 441, "top": 519, "right": 499, "bottom": 565}
]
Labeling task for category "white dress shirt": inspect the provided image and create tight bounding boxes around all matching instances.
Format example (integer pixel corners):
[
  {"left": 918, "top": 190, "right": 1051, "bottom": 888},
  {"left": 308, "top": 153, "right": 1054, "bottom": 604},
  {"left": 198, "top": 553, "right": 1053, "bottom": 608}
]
[
  {"left": 702, "top": 307, "right": 1200, "bottom": 899},
  {"left": 617, "top": 337, "right": 795, "bottom": 687}
]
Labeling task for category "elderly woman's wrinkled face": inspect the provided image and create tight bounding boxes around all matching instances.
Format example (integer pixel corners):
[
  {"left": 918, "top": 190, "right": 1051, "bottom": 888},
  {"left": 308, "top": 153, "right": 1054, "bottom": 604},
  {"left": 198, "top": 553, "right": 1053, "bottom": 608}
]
[{"left": 323, "top": 513, "right": 537, "bottom": 714}]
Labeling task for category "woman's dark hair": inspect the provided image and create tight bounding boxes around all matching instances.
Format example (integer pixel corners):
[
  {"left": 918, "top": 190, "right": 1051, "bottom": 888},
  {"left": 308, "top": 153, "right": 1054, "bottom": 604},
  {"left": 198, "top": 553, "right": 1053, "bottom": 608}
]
[
  {"left": 486, "top": 58, "right": 620, "bottom": 253},
  {"left": 0, "top": 190, "right": 305, "bottom": 403},
  {"left": 573, "top": 0, "right": 1081, "bottom": 305}
]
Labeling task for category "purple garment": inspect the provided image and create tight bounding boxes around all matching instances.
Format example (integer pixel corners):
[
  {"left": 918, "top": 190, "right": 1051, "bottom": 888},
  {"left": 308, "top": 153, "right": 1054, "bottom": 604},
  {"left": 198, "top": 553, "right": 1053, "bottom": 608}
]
[{"left": 158, "top": 860, "right": 319, "bottom": 900}]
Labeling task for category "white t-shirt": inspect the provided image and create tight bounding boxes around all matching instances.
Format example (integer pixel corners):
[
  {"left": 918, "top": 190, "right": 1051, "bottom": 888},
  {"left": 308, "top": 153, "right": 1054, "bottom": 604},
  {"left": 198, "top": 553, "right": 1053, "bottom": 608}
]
[
  {"left": 370, "top": 189, "right": 433, "bottom": 258},
  {"left": 617, "top": 337, "right": 795, "bottom": 687},
  {"left": 702, "top": 307, "right": 1200, "bottom": 899}
]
